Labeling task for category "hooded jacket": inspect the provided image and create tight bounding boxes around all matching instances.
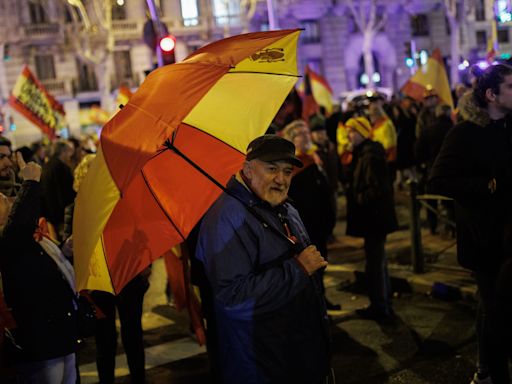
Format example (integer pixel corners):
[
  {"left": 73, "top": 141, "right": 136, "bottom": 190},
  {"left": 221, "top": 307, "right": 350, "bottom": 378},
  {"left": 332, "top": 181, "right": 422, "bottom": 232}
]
[
  {"left": 428, "top": 92, "right": 512, "bottom": 271},
  {"left": 195, "top": 176, "right": 330, "bottom": 384}
]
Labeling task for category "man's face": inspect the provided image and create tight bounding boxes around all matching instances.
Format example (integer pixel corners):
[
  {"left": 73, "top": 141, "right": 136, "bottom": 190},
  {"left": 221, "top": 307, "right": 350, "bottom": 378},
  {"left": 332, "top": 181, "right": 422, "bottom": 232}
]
[
  {"left": 311, "top": 129, "right": 328, "bottom": 145},
  {"left": 347, "top": 127, "right": 365, "bottom": 147},
  {"left": 243, "top": 159, "right": 293, "bottom": 207},
  {"left": 0, "top": 145, "right": 13, "bottom": 177},
  {"left": 495, "top": 74, "right": 512, "bottom": 113}
]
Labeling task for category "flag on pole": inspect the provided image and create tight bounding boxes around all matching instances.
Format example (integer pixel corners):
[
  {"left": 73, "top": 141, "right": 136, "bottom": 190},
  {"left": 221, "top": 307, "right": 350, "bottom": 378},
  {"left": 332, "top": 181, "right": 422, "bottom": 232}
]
[
  {"left": 301, "top": 69, "right": 320, "bottom": 121},
  {"left": 298, "top": 66, "right": 334, "bottom": 118},
  {"left": 400, "top": 48, "right": 454, "bottom": 108},
  {"left": 487, "top": 19, "right": 499, "bottom": 63},
  {"left": 8, "top": 66, "right": 65, "bottom": 139}
]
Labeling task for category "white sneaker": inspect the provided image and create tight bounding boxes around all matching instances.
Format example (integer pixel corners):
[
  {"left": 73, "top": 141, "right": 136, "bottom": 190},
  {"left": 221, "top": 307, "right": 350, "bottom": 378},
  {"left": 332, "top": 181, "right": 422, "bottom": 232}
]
[{"left": 470, "top": 372, "right": 493, "bottom": 384}]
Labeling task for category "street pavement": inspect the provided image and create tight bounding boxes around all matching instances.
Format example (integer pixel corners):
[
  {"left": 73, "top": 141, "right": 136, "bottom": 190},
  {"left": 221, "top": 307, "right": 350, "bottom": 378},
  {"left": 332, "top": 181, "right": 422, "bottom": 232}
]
[{"left": 77, "top": 190, "right": 487, "bottom": 383}]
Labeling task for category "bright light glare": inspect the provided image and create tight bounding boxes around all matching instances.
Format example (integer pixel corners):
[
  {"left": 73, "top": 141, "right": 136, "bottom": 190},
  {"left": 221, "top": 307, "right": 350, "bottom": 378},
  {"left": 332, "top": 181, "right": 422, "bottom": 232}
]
[
  {"left": 160, "top": 36, "right": 176, "bottom": 52},
  {"left": 477, "top": 61, "right": 489, "bottom": 70}
]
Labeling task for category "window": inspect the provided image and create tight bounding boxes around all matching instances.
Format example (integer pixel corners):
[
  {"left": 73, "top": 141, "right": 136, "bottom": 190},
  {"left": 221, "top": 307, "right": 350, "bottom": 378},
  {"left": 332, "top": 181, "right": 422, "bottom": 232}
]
[
  {"left": 213, "top": 0, "right": 240, "bottom": 27},
  {"left": 299, "top": 20, "right": 320, "bottom": 44},
  {"left": 181, "top": 0, "right": 199, "bottom": 27},
  {"left": 113, "top": 51, "right": 133, "bottom": 87},
  {"left": 411, "top": 14, "right": 429, "bottom": 37},
  {"left": 112, "top": 3, "right": 126, "bottom": 20},
  {"left": 475, "top": 0, "right": 485, "bottom": 21},
  {"left": 76, "top": 59, "right": 97, "bottom": 92},
  {"left": 29, "top": 1, "right": 47, "bottom": 24},
  {"left": 476, "top": 30, "right": 487, "bottom": 49},
  {"left": 35, "top": 55, "right": 55, "bottom": 80},
  {"left": 498, "top": 29, "right": 509, "bottom": 43}
]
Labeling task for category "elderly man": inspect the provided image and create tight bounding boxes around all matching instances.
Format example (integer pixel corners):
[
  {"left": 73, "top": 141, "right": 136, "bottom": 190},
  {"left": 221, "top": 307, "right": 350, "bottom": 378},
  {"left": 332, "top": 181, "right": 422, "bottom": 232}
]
[{"left": 195, "top": 134, "right": 331, "bottom": 384}]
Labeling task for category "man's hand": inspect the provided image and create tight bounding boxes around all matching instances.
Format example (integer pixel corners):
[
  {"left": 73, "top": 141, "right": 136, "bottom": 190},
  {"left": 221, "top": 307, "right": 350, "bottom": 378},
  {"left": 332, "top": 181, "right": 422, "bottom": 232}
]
[
  {"left": 295, "top": 245, "right": 328, "bottom": 275},
  {"left": 17, "top": 152, "right": 41, "bottom": 182}
]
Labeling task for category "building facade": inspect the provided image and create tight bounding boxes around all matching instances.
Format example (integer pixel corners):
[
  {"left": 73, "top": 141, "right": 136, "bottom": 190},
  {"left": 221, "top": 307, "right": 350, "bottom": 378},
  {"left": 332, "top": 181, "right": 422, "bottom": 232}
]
[{"left": 0, "top": 0, "right": 508, "bottom": 146}]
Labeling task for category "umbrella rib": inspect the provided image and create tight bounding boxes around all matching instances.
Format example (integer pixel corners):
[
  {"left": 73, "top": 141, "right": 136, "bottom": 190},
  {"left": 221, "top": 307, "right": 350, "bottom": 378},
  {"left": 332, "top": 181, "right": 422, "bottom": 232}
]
[
  {"left": 227, "top": 71, "right": 301, "bottom": 78},
  {"left": 164, "top": 139, "right": 296, "bottom": 247},
  {"left": 140, "top": 168, "right": 187, "bottom": 243}
]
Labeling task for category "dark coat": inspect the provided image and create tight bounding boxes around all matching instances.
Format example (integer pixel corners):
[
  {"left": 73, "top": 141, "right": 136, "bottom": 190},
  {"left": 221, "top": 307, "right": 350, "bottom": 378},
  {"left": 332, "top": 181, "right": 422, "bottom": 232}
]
[
  {"left": 415, "top": 115, "right": 452, "bottom": 171},
  {"left": 0, "top": 181, "right": 78, "bottom": 362},
  {"left": 288, "top": 162, "right": 335, "bottom": 256},
  {"left": 345, "top": 140, "right": 398, "bottom": 237},
  {"left": 196, "top": 176, "right": 330, "bottom": 384},
  {"left": 428, "top": 93, "right": 512, "bottom": 272},
  {"left": 395, "top": 108, "right": 417, "bottom": 170}
]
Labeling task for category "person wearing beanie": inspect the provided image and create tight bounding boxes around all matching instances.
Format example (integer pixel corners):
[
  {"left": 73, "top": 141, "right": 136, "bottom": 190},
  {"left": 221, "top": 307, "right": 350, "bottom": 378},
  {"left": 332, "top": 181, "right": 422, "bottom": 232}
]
[
  {"left": 344, "top": 118, "right": 398, "bottom": 322},
  {"left": 195, "top": 134, "right": 332, "bottom": 383},
  {"left": 345, "top": 116, "right": 372, "bottom": 139}
]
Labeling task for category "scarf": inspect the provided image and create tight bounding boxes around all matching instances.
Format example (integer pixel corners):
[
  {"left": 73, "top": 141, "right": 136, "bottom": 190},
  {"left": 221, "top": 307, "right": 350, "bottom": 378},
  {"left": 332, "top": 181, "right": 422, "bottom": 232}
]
[{"left": 33, "top": 218, "right": 76, "bottom": 293}]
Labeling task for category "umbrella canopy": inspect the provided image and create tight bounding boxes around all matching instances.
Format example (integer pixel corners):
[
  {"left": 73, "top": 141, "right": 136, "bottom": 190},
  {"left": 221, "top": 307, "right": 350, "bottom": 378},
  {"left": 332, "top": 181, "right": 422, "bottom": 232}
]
[{"left": 74, "top": 29, "right": 301, "bottom": 294}]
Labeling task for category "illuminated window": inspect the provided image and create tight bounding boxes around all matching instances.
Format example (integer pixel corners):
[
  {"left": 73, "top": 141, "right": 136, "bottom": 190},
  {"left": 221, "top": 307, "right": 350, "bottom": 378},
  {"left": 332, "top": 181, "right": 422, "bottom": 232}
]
[
  {"left": 300, "top": 20, "right": 320, "bottom": 44},
  {"left": 181, "top": 0, "right": 199, "bottom": 27},
  {"left": 213, "top": 0, "right": 241, "bottom": 27}
]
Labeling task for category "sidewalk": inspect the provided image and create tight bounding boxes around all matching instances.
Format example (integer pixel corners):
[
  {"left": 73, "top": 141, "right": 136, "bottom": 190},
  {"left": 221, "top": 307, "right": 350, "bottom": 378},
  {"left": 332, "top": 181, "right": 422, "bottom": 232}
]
[{"left": 324, "top": 191, "right": 477, "bottom": 305}]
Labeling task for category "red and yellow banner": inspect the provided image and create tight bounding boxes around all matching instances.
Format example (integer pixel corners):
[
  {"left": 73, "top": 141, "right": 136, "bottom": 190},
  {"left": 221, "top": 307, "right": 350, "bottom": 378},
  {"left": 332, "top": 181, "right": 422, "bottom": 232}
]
[{"left": 8, "top": 66, "right": 65, "bottom": 139}]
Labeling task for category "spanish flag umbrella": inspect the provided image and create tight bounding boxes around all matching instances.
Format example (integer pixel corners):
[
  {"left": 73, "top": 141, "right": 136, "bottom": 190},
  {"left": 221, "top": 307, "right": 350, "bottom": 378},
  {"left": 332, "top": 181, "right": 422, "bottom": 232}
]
[{"left": 73, "top": 29, "right": 301, "bottom": 294}]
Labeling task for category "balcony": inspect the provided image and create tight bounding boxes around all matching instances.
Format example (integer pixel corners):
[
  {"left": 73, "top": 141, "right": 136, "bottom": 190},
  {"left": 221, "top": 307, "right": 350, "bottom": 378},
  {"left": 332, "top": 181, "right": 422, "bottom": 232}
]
[
  {"left": 41, "top": 78, "right": 70, "bottom": 97},
  {"left": 112, "top": 20, "right": 141, "bottom": 39},
  {"left": 24, "top": 23, "right": 60, "bottom": 40}
]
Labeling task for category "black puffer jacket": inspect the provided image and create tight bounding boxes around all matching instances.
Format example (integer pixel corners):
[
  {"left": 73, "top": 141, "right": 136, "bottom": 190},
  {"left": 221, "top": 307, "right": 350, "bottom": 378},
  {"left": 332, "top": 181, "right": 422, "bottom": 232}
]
[
  {"left": 428, "top": 92, "right": 512, "bottom": 272},
  {"left": 345, "top": 139, "right": 398, "bottom": 237},
  {"left": 0, "top": 181, "right": 78, "bottom": 362}
]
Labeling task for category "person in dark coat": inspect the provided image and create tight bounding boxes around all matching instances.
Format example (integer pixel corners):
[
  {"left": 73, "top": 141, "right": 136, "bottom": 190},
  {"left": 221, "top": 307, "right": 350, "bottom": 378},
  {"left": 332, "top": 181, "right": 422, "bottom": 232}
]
[
  {"left": 41, "top": 140, "right": 76, "bottom": 241},
  {"left": 344, "top": 117, "right": 398, "bottom": 321},
  {"left": 428, "top": 63, "right": 512, "bottom": 384},
  {"left": 282, "top": 119, "right": 340, "bottom": 310},
  {"left": 416, "top": 104, "right": 454, "bottom": 235},
  {"left": 195, "top": 135, "right": 331, "bottom": 384},
  {"left": 394, "top": 96, "right": 418, "bottom": 188},
  {"left": 0, "top": 153, "right": 78, "bottom": 383}
]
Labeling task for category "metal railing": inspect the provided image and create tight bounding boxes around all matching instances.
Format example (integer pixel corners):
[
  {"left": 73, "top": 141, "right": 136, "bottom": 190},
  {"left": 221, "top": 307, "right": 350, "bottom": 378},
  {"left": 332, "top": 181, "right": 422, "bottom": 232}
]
[{"left": 407, "top": 180, "right": 455, "bottom": 274}]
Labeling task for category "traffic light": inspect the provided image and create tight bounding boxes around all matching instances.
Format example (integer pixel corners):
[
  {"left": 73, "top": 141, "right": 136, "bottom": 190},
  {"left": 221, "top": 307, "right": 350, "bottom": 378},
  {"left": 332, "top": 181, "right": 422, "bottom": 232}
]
[{"left": 159, "top": 35, "right": 176, "bottom": 65}]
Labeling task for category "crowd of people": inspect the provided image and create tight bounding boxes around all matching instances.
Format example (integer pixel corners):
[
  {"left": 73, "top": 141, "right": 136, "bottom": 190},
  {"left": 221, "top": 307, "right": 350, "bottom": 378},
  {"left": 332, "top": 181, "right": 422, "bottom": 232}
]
[
  {"left": 0, "top": 135, "right": 150, "bottom": 384},
  {"left": 1, "top": 62, "right": 512, "bottom": 384}
]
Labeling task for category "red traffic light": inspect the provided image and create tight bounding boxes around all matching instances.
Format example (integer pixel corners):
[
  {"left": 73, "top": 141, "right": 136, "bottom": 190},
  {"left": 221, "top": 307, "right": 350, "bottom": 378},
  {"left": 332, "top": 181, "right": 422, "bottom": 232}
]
[{"left": 159, "top": 35, "right": 176, "bottom": 53}]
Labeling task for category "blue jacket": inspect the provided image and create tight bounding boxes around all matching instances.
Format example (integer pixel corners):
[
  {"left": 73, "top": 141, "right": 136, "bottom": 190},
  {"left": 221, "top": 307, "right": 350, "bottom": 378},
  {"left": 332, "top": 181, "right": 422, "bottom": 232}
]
[{"left": 196, "top": 176, "right": 330, "bottom": 383}]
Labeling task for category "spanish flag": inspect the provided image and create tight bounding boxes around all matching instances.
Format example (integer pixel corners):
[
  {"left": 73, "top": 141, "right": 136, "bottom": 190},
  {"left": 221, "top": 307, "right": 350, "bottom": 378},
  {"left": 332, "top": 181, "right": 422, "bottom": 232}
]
[
  {"left": 8, "top": 66, "right": 65, "bottom": 139},
  {"left": 401, "top": 48, "right": 454, "bottom": 108},
  {"left": 299, "top": 66, "right": 334, "bottom": 117}
]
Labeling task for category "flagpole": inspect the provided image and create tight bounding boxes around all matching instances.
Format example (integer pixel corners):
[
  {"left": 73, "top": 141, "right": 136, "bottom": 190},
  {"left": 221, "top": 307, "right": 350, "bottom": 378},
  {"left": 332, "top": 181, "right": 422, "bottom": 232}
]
[{"left": 266, "top": 0, "right": 279, "bottom": 30}]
